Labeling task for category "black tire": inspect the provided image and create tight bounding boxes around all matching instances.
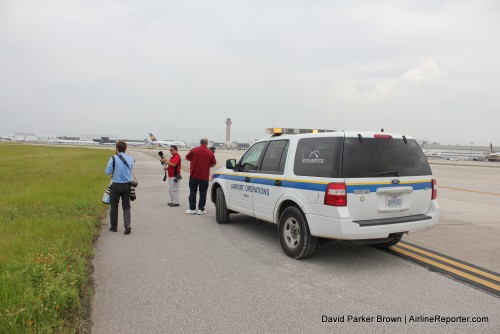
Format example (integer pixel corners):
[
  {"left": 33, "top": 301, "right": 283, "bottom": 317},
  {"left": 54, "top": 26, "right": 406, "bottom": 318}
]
[
  {"left": 215, "top": 187, "right": 229, "bottom": 224},
  {"left": 372, "top": 234, "right": 402, "bottom": 248},
  {"left": 278, "top": 206, "right": 319, "bottom": 259}
]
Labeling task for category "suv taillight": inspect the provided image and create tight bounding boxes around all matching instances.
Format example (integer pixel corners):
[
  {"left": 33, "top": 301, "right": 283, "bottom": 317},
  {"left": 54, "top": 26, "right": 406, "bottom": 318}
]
[
  {"left": 432, "top": 179, "right": 437, "bottom": 200},
  {"left": 325, "top": 183, "right": 347, "bottom": 206}
]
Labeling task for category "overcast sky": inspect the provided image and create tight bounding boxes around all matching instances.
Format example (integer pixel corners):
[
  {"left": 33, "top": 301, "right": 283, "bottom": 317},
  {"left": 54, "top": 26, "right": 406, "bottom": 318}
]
[{"left": 1, "top": 0, "right": 499, "bottom": 145}]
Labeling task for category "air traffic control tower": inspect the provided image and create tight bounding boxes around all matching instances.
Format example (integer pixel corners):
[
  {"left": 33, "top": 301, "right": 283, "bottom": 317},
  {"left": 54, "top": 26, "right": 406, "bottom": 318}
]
[{"left": 225, "top": 118, "right": 232, "bottom": 146}]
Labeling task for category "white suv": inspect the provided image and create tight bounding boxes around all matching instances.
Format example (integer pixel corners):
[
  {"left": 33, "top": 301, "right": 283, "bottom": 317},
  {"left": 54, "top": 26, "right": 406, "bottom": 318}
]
[{"left": 210, "top": 131, "right": 439, "bottom": 259}]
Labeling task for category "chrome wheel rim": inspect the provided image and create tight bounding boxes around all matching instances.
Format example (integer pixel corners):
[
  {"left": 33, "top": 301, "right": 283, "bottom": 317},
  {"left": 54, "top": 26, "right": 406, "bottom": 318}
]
[{"left": 283, "top": 217, "right": 300, "bottom": 249}]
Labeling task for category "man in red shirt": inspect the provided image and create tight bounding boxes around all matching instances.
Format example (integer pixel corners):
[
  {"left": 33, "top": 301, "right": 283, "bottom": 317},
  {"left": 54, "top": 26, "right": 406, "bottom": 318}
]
[
  {"left": 185, "top": 138, "right": 217, "bottom": 215},
  {"left": 160, "top": 145, "right": 182, "bottom": 207}
]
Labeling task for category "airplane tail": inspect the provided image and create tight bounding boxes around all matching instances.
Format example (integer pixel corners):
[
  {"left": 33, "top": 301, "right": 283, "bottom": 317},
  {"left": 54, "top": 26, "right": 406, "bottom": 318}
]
[{"left": 149, "top": 133, "right": 158, "bottom": 142}]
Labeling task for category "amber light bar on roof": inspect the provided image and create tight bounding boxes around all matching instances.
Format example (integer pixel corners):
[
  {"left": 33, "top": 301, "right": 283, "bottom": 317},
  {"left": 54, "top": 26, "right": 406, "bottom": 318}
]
[{"left": 265, "top": 128, "right": 336, "bottom": 134}]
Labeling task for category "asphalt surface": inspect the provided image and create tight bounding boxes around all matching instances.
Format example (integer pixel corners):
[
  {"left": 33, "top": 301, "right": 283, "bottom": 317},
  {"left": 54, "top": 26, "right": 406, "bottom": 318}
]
[
  {"left": 92, "top": 150, "right": 499, "bottom": 334},
  {"left": 405, "top": 162, "right": 500, "bottom": 273}
]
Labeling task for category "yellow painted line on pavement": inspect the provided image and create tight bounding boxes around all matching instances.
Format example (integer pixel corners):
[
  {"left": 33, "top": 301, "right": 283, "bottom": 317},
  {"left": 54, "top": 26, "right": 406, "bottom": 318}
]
[
  {"left": 390, "top": 246, "right": 500, "bottom": 292},
  {"left": 397, "top": 243, "right": 500, "bottom": 282},
  {"left": 440, "top": 186, "right": 500, "bottom": 197}
]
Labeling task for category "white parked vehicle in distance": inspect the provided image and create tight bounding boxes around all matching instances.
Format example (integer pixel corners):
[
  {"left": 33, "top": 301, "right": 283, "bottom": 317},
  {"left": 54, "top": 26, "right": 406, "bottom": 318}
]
[{"left": 210, "top": 131, "right": 439, "bottom": 259}]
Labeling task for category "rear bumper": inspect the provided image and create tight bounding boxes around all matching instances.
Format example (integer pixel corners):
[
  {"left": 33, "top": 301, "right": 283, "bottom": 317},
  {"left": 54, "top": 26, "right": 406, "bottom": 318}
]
[
  {"left": 353, "top": 214, "right": 432, "bottom": 227},
  {"left": 306, "top": 210, "right": 440, "bottom": 240}
]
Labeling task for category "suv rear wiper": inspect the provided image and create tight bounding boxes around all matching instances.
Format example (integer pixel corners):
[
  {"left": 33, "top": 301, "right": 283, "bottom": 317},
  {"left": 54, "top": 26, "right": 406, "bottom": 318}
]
[{"left": 370, "top": 170, "right": 401, "bottom": 177}]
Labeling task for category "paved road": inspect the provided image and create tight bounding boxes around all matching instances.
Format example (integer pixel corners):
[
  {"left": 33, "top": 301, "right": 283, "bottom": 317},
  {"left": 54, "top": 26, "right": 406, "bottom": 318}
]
[
  {"left": 92, "top": 150, "right": 499, "bottom": 334},
  {"left": 405, "top": 162, "right": 500, "bottom": 272}
]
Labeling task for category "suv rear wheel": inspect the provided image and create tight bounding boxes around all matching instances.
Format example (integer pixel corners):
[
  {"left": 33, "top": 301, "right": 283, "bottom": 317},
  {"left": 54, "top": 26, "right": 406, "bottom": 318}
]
[
  {"left": 279, "top": 206, "right": 319, "bottom": 259},
  {"left": 215, "top": 187, "right": 229, "bottom": 224}
]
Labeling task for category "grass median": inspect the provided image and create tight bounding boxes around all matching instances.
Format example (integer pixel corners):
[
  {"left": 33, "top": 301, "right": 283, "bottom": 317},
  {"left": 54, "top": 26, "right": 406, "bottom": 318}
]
[{"left": 0, "top": 144, "right": 113, "bottom": 333}]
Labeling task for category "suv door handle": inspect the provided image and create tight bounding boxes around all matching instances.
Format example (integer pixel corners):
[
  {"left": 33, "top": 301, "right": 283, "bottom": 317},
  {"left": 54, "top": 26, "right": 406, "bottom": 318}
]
[
  {"left": 245, "top": 177, "right": 251, "bottom": 182},
  {"left": 275, "top": 180, "right": 282, "bottom": 186}
]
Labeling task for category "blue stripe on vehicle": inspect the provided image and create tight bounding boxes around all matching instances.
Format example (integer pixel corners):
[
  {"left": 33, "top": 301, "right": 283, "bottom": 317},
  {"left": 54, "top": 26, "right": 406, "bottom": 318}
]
[
  {"left": 213, "top": 174, "right": 247, "bottom": 182},
  {"left": 212, "top": 174, "right": 431, "bottom": 193},
  {"left": 281, "top": 181, "right": 328, "bottom": 191},
  {"left": 251, "top": 178, "right": 278, "bottom": 186}
]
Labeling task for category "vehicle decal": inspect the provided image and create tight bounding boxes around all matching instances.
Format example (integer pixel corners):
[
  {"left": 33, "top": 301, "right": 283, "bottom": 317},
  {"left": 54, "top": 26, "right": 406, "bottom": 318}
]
[{"left": 213, "top": 173, "right": 432, "bottom": 193}]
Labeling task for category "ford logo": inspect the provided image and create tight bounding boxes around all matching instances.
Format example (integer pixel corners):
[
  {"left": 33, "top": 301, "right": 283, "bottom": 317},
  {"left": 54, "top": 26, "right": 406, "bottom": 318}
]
[{"left": 391, "top": 179, "right": 400, "bottom": 184}]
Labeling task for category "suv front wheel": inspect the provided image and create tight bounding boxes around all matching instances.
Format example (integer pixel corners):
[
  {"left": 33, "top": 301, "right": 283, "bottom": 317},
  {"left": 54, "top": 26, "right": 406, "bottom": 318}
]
[
  {"left": 279, "top": 206, "right": 319, "bottom": 259},
  {"left": 215, "top": 187, "right": 229, "bottom": 224}
]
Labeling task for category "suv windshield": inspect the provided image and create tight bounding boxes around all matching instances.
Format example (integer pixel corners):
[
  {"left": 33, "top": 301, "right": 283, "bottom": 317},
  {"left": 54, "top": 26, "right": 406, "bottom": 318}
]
[{"left": 342, "top": 137, "right": 431, "bottom": 178}]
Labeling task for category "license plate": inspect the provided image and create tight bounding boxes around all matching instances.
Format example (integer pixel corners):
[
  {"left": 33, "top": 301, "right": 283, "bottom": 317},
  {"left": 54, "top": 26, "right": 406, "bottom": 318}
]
[{"left": 386, "top": 194, "right": 402, "bottom": 207}]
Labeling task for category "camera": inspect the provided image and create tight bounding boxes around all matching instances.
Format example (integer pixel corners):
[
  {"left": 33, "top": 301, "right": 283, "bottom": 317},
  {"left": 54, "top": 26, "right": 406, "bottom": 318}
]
[
  {"left": 158, "top": 151, "right": 168, "bottom": 181},
  {"left": 158, "top": 151, "right": 167, "bottom": 164},
  {"left": 174, "top": 174, "right": 182, "bottom": 183},
  {"left": 129, "top": 181, "right": 138, "bottom": 201},
  {"left": 209, "top": 146, "right": 216, "bottom": 153}
]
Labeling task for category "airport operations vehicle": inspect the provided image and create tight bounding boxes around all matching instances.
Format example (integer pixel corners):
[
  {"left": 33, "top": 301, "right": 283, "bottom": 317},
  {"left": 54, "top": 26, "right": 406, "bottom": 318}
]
[{"left": 210, "top": 130, "right": 439, "bottom": 259}]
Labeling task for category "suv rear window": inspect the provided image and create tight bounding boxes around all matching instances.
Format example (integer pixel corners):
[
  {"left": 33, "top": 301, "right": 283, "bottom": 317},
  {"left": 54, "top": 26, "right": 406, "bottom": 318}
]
[
  {"left": 342, "top": 137, "right": 431, "bottom": 178},
  {"left": 294, "top": 137, "right": 342, "bottom": 177}
]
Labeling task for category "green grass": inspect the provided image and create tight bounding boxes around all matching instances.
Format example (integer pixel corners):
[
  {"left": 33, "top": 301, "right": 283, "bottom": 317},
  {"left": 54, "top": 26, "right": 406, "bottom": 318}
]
[{"left": 0, "top": 144, "right": 113, "bottom": 333}]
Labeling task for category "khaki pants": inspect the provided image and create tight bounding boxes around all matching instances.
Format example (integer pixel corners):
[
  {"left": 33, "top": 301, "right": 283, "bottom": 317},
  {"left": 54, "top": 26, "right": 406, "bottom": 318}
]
[{"left": 168, "top": 177, "right": 180, "bottom": 204}]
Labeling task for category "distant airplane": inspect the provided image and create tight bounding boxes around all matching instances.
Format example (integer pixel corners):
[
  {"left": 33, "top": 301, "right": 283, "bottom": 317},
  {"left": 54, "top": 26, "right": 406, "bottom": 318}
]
[
  {"left": 485, "top": 154, "right": 500, "bottom": 162},
  {"left": 485, "top": 143, "right": 500, "bottom": 162},
  {"left": 49, "top": 139, "right": 99, "bottom": 145},
  {"left": 146, "top": 133, "right": 186, "bottom": 148},
  {"left": 125, "top": 141, "right": 144, "bottom": 147},
  {"left": 424, "top": 150, "right": 442, "bottom": 159}
]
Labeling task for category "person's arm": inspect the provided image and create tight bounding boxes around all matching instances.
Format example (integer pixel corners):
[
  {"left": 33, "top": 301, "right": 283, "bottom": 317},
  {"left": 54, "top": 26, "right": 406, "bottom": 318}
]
[
  {"left": 185, "top": 149, "right": 193, "bottom": 161},
  {"left": 105, "top": 157, "right": 114, "bottom": 175},
  {"left": 168, "top": 155, "right": 179, "bottom": 167},
  {"left": 210, "top": 153, "right": 216, "bottom": 167}
]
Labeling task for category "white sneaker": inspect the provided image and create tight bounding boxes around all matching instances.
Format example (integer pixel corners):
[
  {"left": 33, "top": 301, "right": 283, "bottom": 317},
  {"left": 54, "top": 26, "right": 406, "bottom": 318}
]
[
  {"left": 185, "top": 209, "right": 196, "bottom": 214},
  {"left": 197, "top": 209, "right": 206, "bottom": 215}
]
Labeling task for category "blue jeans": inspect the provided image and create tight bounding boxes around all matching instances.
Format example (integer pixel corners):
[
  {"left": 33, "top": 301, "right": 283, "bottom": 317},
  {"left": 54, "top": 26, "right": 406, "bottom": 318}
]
[{"left": 188, "top": 178, "right": 209, "bottom": 211}]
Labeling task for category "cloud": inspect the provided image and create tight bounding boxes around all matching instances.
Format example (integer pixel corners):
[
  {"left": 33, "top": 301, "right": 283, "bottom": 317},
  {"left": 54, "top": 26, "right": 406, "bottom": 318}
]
[
  {"left": 1, "top": 1, "right": 499, "bottom": 146},
  {"left": 402, "top": 58, "right": 442, "bottom": 84}
]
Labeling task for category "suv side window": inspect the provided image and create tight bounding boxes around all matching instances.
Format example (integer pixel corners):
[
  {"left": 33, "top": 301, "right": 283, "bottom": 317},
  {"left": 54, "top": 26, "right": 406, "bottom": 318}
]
[
  {"left": 239, "top": 141, "right": 268, "bottom": 172},
  {"left": 260, "top": 140, "right": 289, "bottom": 174},
  {"left": 294, "top": 137, "right": 342, "bottom": 177}
]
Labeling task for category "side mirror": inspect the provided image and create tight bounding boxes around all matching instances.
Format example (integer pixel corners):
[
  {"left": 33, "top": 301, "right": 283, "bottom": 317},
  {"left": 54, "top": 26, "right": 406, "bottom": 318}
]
[{"left": 226, "top": 159, "right": 237, "bottom": 169}]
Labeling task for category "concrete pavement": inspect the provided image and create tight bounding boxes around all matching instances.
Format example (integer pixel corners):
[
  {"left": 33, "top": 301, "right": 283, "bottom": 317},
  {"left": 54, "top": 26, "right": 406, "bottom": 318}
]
[{"left": 91, "top": 150, "right": 499, "bottom": 334}]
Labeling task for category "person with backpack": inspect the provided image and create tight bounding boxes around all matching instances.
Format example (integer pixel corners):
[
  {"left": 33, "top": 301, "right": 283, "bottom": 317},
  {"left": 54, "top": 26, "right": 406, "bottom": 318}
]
[{"left": 105, "top": 141, "right": 135, "bottom": 234}]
